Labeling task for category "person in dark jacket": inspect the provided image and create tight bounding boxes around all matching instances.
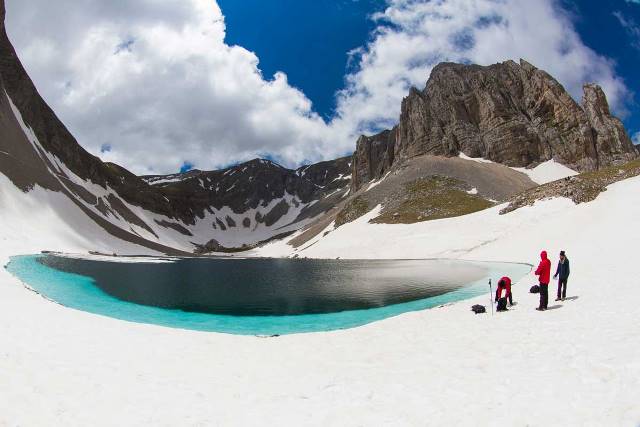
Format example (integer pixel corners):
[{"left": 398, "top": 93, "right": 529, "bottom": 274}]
[
  {"left": 494, "top": 276, "right": 513, "bottom": 311},
  {"left": 535, "top": 251, "right": 551, "bottom": 311},
  {"left": 554, "top": 250, "right": 570, "bottom": 301}
]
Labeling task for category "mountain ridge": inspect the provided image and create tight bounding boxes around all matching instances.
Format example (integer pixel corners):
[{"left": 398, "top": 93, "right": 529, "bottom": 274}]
[
  {"left": 351, "top": 59, "right": 638, "bottom": 192},
  {"left": 1, "top": 0, "right": 638, "bottom": 255}
]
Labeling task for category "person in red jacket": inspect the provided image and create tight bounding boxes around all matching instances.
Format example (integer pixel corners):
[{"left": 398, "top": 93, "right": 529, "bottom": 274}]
[
  {"left": 495, "top": 276, "right": 513, "bottom": 311},
  {"left": 535, "top": 250, "right": 551, "bottom": 311}
]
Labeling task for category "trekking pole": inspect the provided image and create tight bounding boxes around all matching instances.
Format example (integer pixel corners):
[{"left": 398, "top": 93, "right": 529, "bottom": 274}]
[{"left": 489, "top": 279, "right": 494, "bottom": 316}]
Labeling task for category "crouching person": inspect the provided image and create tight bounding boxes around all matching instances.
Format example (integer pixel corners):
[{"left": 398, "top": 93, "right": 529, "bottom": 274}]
[{"left": 495, "top": 276, "right": 513, "bottom": 312}]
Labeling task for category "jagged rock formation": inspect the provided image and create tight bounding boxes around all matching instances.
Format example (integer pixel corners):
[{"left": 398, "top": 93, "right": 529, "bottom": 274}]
[
  {"left": 582, "top": 84, "right": 636, "bottom": 167},
  {"left": 351, "top": 129, "right": 396, "bottom": 191},
  {"left": 352, "top": 60, "right": 638, "bottom": 191}
]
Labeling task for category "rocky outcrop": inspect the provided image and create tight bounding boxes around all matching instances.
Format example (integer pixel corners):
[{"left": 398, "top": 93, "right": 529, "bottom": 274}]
[
  {"left": 295, "top": 155, "right": 351, "bottom": 190},
  {"left": 582, "top": 84, "right": 637, "bottom": 167},
  {"left": 352, "top": 59, "right": 637, "bottom": 191},
  {"left": 351, "top": 129, "right": 396, "bottom": 190}
]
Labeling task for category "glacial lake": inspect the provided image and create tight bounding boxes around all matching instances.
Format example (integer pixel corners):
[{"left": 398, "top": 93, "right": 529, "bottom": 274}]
[{"left": 6, "top": 254, "right": 531, "bottom": 335}]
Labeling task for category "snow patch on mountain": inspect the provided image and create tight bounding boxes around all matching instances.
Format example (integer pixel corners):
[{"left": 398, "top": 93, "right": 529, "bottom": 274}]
[{"left": 512, "top": 160, "right": 579, "bottom": 184}]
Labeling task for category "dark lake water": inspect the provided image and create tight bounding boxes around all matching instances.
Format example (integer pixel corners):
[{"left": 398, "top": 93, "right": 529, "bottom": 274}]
[
  {"left": 37, "top": 255, "right": 488, "bottom": 315},
  {"left": 7, "top": 254, "right": 531, "bottom": 334}
]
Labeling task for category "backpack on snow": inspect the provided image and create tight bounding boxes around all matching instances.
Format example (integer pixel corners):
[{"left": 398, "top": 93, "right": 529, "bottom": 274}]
[
  {"left": 471, "top": 304, "right": 486, "bottom": 314},
  {"left": 530, "top": 285, "right": 540, "bottom": 294},
  {"left": 496, "top": 297, "right": 508, "bottom": 311}
]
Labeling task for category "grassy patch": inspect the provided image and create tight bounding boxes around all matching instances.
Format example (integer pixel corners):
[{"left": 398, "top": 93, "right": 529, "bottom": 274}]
[
  {"left": 371, "top": 176, "right": 494, "bottom": 224},
  {"left": 335, "top": 196, "right": 370, "bottom": 227}
]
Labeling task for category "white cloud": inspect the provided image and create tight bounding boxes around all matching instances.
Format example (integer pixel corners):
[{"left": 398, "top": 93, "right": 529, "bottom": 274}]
[
  {"left": 5, "top": 0, "right": 631, "bottom": 174},
  {"left": 632, "top": 132, "right": 640, "bottom": 146},
  {"left": 613, "top": 10, "right": 640, "bottom": 51}
]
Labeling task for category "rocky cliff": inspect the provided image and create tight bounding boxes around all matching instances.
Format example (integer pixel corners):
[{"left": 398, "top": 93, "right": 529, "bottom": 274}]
[
  {"left": 350, "top": 129, "right": 396, "bottom": 190},
  {"left": 352, "top": 59, "right": 637, "bottom": 191}
]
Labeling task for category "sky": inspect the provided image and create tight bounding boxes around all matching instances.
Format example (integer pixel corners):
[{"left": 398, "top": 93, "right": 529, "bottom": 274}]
[{"left": 5, "top": 0, "right": 640, "bottom": 175}]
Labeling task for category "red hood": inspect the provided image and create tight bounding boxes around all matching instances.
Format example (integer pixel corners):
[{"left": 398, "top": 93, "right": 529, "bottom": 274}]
[{"left": 540, "top": 251, "right": 548, "bottom": 260}]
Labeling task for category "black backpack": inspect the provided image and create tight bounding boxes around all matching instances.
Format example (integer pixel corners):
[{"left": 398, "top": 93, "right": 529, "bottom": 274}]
[
  {"left": 496, "top": 297, "right": 508, "bottom": 311},
  {"left": 530, "top": 285, "right": 540, "bottom": 294},
  {"left": 471, "top": 304, "right": 486, "bottom": 314}
]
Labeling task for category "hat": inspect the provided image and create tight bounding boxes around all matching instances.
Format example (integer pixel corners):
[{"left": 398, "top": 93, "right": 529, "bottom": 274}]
[{"left": 560, "top": 250, "right": 566, "bottom": 256}]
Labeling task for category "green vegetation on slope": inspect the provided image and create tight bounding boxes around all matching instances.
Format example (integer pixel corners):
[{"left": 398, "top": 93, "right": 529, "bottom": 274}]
[
  {"left": 371, "top": 176, "right": 494, "bottom": 224},
  {"left": 335, "top": 196, "right": 370, "bottom": 227}
]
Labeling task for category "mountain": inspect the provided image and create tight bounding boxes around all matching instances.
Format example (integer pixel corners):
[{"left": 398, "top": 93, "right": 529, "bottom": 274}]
[
  {"left": 0, "top": 0, "right": 350, "bottom": 253},
  {"left": 1, "top": 0, "right": 638, "bottom": 256},
  {"left": 351, "top": 60, "right": 638, "bottom": 192}
]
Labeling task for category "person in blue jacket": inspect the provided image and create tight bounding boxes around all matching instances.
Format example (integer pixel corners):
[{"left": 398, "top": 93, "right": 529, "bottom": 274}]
[{"left": 554, "top": 250, "right": 570, "bottom": 301}]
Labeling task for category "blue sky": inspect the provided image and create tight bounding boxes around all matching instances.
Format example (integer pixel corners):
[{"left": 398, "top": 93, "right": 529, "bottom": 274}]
[
  {"left": 6, "top": 0, "right": 640, "bottom": 174},
  {"left": 223, "top": 0, "right": 640, "bottom": 140},
  {"left": 219, "top": 0, "right": 386, "bottom": 120},
  {"left": 564, "top": 0, "right": 640, "bottom": 137}
]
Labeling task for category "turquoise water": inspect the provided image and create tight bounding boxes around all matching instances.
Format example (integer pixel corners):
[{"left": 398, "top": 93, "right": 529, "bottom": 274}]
[{"left": 6, "top": 254, "right": 530, "bottom": 335}]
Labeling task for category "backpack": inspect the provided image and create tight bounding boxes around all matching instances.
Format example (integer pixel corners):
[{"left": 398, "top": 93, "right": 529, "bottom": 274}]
[
  {"left": 471, "top": 304, "right": 486, "bottom": 314},
  {"left": 496, "top": 297, "right": 508, "bottom": 311},
  {"left": 530, "top": 285, "right": 540, "bottom": 294}
]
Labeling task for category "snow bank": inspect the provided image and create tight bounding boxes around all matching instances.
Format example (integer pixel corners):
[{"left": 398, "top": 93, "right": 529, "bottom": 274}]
[
  {"left": 0, "top": 174, "right": 158, "bottom": 265},
  {"left": 512, "top": 160, "right": 578, "bottom": 184},
  {"left": 458, "top": 153, "right": 578, "bottom": 184},
  {"left": 458, "top": 152, "right": 493, "bottom": 163}
]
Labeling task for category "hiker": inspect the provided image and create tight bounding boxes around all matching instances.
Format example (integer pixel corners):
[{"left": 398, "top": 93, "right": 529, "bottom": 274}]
[
  {"left": 494, "top": 276, "right": 513, "bottom": 311},
  {"left": 534, "top": 251, "right": 551, "bottom": 311},
  {"left": 554, "top": 250, "right": 570, "bottom": 301}
]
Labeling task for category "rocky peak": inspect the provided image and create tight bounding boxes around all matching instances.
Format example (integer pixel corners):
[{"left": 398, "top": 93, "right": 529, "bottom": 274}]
[
  {"left": 351, "top": 59, "right": 637, "bottom": 191},
  {"left": 582, "top": 84, "right": 611, "bottom": 116},
  {"left": 351, "top": 128, "right": 396, "bottom": 190},
  {"left": 582, "top": 83, "right": 637, "bottom": 167},
  {"left": 295, "top": 156, "right": 351, "bottom": 190}
]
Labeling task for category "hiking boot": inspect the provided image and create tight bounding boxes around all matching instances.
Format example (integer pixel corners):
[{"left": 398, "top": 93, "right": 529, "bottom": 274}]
[
  {"left": 555, "top": 298, "right": 561, "bottom": 301},
  {"left": 536, "top": 307, "right": 545, "bottom": 311}
]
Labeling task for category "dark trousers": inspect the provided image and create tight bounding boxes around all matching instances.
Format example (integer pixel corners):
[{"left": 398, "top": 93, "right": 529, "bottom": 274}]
[
  {"left": 557, "top": 278, "right": 568, "bottom": 299},
  {"left": 539, "top": 283, "right": 549, "bottom": 309},
  {"left": 508, "top": 292, "right": 513, "bottom": 305}
]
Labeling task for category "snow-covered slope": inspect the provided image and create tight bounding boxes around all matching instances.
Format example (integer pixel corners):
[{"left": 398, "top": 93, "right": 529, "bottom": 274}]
[
  {"left": 2, "top": 174, "right": 639, "bottom": 425},
  {"left": 3, "top": 85, "right": 350, "bottom": 252}
]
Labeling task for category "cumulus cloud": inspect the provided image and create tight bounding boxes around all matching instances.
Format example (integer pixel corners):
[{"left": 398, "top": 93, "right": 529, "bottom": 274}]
[{"left": 5, "top": 0, "right": 631, "bottom": 174}]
